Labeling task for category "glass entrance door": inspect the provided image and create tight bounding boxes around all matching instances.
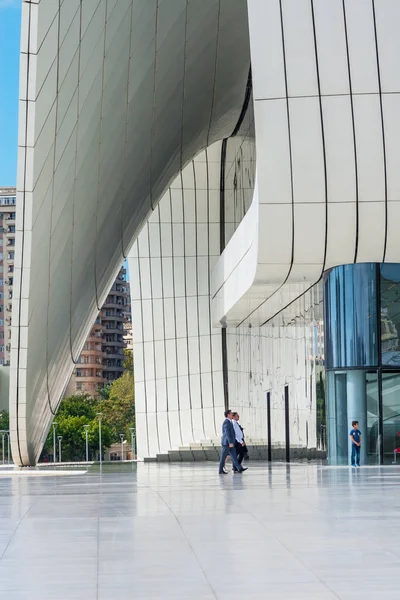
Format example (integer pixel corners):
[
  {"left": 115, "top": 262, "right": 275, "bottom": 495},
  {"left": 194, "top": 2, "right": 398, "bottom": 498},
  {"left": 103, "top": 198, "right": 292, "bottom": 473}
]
[
  {"left": 382, "top": 372, "right": 400, "bottom": 464},
  {"left": 327, "top": 369, "right": 379, "bottom": 465}
]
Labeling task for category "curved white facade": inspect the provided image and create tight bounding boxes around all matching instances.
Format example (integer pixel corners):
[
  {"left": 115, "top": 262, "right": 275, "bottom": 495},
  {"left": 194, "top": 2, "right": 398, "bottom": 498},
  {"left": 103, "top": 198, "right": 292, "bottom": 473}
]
[
  {"left": 214, "top": 0, "right": 400, "bottom": 327},
  {"left": 11, "top": 0, "right": 250, "bottom": 465},
  {"left": 11, "top": 0, "right": 400, "bottom": 464},
  {"left": 129, "top": 144, "right": 225, "bottom": 458}
]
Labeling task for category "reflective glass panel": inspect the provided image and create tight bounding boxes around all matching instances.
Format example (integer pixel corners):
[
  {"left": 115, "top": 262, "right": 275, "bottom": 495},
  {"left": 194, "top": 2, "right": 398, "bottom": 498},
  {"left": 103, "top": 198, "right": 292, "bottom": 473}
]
[
  {"left": 380, "top": 264, "right": 400, "bottom": 366},
  {"left": 324, "top": 264, "right": 378, "bottom": 369},
  {"left": 366, "top": 371, "right": 379, "bottom": 465},
  {"left": 382, "top": 372, "right": 400, "bottom": 464},
  {"left": 326, "top": 369, "right": 379, "bottom": 465}
]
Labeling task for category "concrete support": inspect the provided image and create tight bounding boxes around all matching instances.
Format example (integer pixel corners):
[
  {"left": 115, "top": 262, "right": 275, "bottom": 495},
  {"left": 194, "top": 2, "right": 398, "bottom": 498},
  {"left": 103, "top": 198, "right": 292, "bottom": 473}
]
[{"left": 347, "top": 371, "right": 368, "bottom": 466}]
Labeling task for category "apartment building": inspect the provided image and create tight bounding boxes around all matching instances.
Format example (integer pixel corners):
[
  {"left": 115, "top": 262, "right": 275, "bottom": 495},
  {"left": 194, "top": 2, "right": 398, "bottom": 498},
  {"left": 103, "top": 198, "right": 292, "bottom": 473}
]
[
  {"left": 102, "top": 269, "right": 130, "bottom": 383},
  {"left": 68, "top": 268, "right": 131, "bottom": 397},
  {"left": 0, "top": 189, "right": 16, "bottom": 367}
]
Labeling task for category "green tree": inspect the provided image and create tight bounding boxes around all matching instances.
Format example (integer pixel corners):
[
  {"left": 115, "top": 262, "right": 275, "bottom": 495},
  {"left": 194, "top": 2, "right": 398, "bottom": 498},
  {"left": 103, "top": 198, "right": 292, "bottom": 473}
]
[
  {"left": 57, "top": 394, "right": 99, "bottom": 419},
  {"left": 98, "top": 383, "right": 112, "bottom": 401},
  {"left": 85, "top": 419, "right": 113, "bottom": 460},
  {"left": 0, "top": 411, "right": 10, "bottom": 462},
  {"left": 123, "top": 348, "right": 133, "bottom": 373},
  {"left": 0, "top": 411, "right": 9, "bottom": 431},
  {"left": 40, "top": 396, "right": 112, "bottom": 462},
  {"left": 100, "top": 371, "right": 135, "bottom": 442}
]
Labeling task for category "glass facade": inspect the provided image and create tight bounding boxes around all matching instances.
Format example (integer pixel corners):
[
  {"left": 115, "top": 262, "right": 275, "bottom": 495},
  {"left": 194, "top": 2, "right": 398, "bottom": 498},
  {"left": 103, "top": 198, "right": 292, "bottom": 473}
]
[
  {"left": 382, "top": 372, "right": 400, "bottom": 463},
  {"left": 380, "top": 264, "right": 400, "bottom": 366},
  {"left": 325, "top": 263, "right": 400, "bottom": 465},
  {"left": 324, "top": 264, "right": 378, "bottom": 369}
]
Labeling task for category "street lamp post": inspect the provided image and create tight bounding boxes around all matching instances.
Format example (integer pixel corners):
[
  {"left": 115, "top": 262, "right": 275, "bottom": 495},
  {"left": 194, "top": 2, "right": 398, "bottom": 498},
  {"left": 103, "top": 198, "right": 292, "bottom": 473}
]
[
  {"left": 52, "top": 422, "right": 58, "bottom": 463},
  {"left": 0, "top": 431, "right": 5, "bottom": 465},
  {"left": 83, "top": 424, "right": 89, "bottom": 462},
  {"left": 58, "top": 436, "right": 62, "bottom": 463},
  {"left": 120, "top": 434, "right": 124, "bottom": 462},
  {"left": 129, "top": 427, "right": 136, "bottom": 460},
  {"left": 6, "top": 431, "right": 10, "bottom": 464},
  {"left": 96, "top": 413, "right": 103, "bottom": 471}
]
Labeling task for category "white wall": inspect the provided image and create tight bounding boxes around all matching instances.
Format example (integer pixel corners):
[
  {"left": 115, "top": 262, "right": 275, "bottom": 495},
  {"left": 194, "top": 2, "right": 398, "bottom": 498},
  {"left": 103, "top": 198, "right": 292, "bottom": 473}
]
[
  {"left": 227, "top": 284, "right": 324, "bottom": 449},
  {"left": 130, "top": 134, "right": 325, "bottom": 458},
  {"left": 11, "top": 0, "right": 250, "bottom": 465},
  {"left": 129, "top": 144, "right": 225, "bottom": 458}
]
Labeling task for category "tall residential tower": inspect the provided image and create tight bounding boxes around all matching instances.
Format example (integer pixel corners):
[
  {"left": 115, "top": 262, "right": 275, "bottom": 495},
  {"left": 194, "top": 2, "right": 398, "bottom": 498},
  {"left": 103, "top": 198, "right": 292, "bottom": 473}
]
[{"left": 0, "top": 188, "right": 16, "bottom": 368}]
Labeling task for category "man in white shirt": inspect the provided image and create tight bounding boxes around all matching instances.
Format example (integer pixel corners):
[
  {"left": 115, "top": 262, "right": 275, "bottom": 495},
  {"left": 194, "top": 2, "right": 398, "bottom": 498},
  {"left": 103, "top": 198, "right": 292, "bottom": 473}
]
[{"left": 231, "top": 412, "right": 246, "bottom": 471}]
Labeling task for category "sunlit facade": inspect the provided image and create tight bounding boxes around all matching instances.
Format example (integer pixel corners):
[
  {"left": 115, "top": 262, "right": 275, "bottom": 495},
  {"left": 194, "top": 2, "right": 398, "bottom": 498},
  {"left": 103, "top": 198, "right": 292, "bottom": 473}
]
[{"left": 11, "top": 0, "right": 400, "bottom": 465}]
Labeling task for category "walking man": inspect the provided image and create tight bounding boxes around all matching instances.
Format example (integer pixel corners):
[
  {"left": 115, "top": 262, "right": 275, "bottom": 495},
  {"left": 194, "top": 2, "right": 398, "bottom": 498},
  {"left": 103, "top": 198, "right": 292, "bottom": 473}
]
[
  {"left": 218, "top": 410, "right": 247, "bottom": 474},
  {"left": 232, "top": 412, "right": 246, "bottom": 471}
]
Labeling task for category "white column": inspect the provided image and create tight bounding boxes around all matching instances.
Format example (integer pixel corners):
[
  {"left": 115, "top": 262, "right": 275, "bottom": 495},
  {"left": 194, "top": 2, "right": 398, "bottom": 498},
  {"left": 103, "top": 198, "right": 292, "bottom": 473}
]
[{"left": 347, "top": 371, "right": 367, "bottom": 465}]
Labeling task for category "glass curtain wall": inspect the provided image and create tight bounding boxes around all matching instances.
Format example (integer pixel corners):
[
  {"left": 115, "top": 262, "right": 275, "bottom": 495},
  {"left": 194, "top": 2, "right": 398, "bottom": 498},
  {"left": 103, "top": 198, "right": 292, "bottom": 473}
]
[
  {"left": 381, "top": 373, "right": 400, "bottom": 464},
  {"left": 325, "top": 263, "right": 400, "bottom": 465}
]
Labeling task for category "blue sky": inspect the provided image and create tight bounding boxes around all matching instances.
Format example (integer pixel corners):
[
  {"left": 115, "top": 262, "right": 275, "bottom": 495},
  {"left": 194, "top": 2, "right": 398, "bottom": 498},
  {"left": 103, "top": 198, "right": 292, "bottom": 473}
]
[{"left": 0, "top": 0, "right": 21, "bottom": 186}]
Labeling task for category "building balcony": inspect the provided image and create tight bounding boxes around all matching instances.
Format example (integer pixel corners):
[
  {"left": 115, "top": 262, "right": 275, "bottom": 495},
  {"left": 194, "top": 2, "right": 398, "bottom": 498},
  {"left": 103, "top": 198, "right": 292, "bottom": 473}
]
[
  {"left": 103, "top": 352, "right": 124, "bottom": 359},
  {"left": 102, "top": 365, "right": 123, "bottom": 371},
  {"left": 81, "top": 347, "right": 103, "bottom": 356},
  {"left": 77, "top": 360, "right": 103, "bottom": 368},
  {"left": 86, "top": 334, "right": 103, "bottom": 343},
  {"left": 77, "top": 376, "right": 106, "bottom": 384},
  {"left": 103, "top": 340, "right": 125, "bottom": 348},
  {"left": 102, "top": 314, "right": 125, "bottom": 322},
  {"left": 106, "top": 294, "right": 128, "bottom": 303},
  {"left": 103, "top": 328, "right": 124, "bottom": 336}
]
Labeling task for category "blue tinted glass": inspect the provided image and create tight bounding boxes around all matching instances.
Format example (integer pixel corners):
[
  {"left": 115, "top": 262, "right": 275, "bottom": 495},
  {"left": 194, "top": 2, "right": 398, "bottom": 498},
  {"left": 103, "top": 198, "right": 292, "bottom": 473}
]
[
  {"left": 324, "top": 264, "right": 378, "bottom": 368},
  {"left": 380, "top": 264, "right": 400, "bottom": 366}
]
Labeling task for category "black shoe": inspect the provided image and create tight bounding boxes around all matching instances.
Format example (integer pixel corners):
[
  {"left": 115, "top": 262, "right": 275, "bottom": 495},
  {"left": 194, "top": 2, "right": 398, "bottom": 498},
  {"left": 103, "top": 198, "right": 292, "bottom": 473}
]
[
  {"left": 238, "top": 467, "right": 248, "bottom": 472},
  {"left": 219, "top": 470, "right": 227, "bottom": 475}
]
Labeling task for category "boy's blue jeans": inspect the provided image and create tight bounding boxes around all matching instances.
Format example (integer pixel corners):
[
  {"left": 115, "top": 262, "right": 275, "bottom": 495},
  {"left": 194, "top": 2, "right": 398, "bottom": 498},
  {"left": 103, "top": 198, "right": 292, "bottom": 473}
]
[{"left": 351, "top": 444, "right": 360, "bottom": 466}]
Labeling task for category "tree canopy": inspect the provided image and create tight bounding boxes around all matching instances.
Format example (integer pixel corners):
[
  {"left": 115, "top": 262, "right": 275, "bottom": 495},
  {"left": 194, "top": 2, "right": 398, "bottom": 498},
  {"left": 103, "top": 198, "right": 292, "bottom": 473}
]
[
  {"left": 100, "top": 371, "right": 135, "bottom": 442},
  {"left": 40, "top": 368, "right": 135, "bottom": 462},
  {"left": 123, "top": 348, "right": 133, "bottom": 372},
  {"left": 41, "top": 395, "right": 113, "bottom": 462},
  {"left": 0, "top": 411, "right": 9, "bottom": 431}
]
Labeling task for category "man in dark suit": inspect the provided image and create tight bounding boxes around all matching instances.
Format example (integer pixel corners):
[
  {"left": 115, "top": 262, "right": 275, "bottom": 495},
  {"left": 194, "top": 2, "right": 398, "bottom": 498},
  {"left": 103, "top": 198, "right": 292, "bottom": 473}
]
[{"left": 218, "top": 409, "right": 247, "bottom": 474}]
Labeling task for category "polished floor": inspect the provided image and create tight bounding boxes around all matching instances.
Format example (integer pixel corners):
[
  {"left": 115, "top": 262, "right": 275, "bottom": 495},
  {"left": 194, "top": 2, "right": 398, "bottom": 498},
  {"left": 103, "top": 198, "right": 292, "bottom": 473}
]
[{"left": 0, "top": 462, "right": 399, "bottom": 599}]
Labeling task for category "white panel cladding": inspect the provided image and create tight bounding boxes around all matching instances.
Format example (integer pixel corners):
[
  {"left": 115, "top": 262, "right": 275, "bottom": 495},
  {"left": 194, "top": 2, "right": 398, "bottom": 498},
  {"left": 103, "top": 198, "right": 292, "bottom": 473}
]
[
  {"left": 227, "top": 283, "right": 324, "bottom": 451},
  {"left": 129, "top": 144, "right": 224, "bottom": 459},
  {"left": 281, "top": 0, "right": 318, "bottom": 98},
  {"left": 213, "top": 0, "right": 400, "bottom": 330},
  {"left": 14, "top": 0, "right": 400, "bottom": 466},
  {"left": 13, "top": 0, "right": 250, "bottom": 465}
]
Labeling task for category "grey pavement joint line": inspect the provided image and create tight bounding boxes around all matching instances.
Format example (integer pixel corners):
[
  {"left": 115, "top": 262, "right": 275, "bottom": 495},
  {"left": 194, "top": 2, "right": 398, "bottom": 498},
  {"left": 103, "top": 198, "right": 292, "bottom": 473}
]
[
  {"left": 0, "top": 502, "right": 34, "bottom": 564},
  {"left": 154, "top": 489, "right": 219, "bottom": 600}
]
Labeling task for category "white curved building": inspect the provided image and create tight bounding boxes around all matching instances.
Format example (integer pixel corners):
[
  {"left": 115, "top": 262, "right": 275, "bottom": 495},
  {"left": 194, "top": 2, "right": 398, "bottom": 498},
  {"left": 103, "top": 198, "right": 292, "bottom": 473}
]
[{"left": 11, "top": 0, "right": 400, "bottom": 466}]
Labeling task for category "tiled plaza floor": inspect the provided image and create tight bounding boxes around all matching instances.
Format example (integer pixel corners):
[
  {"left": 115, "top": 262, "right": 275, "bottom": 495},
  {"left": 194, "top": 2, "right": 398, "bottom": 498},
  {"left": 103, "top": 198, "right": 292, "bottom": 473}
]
[{"left": 0, "top": 462, "right": 399, "bottom": 599}]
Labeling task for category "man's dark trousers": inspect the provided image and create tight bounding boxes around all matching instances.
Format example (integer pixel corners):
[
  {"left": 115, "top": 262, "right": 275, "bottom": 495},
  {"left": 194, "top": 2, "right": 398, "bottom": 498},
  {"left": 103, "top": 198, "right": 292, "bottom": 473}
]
[
  {"left": 218, "top": 445, "right": 242, "bottom": 472},
  {"left": 234, "top": 441, "right": 245, "bottom": 469}
]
